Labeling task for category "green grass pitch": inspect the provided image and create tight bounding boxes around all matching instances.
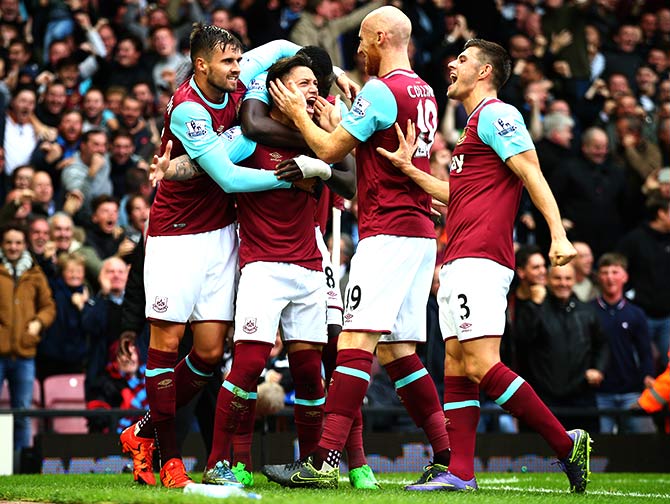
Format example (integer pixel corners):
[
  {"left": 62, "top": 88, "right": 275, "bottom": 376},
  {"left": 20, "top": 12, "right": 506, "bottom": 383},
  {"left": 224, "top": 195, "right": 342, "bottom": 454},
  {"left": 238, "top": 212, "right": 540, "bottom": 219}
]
[{"left": 1, "top": 472, "right": 669, "bottom": 503}]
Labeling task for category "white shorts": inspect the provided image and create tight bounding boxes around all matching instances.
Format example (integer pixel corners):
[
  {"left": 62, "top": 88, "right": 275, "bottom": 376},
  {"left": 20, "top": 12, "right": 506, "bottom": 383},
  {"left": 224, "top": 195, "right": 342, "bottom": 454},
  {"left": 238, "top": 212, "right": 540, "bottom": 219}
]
[
  {"left": 343, "top": 235, "right": 436, "bottom": 342},
  {"left": 144, "top": 225, "right": 238, "bottom": 323},
  {"left": 438, "top": 257, "right": 513, "bottom": 342},
  {"left": 315, "top": 227, "right": 343, "bottom": 326},
  {"left": 234, "top": 261, "right": 327, "bottom": 345}
]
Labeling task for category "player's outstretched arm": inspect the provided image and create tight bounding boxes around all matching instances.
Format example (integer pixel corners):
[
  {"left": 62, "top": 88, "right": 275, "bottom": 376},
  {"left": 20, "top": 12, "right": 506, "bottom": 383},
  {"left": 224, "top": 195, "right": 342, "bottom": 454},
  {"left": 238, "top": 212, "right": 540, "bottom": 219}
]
[
  {"left": 240, "top": 39, "right": 301, "bottom": 87},
  {"left": 150, "top": 140, "right": 203, "bottom": 186},
  {"left": 377, "top": 120, "right": 450, "bottom": 204},
  {"left": 154, "top": 142, "right": 290, "bottom": 193},
  {"left": 506, "top": 150, "right": 576, "bottom": 266}
]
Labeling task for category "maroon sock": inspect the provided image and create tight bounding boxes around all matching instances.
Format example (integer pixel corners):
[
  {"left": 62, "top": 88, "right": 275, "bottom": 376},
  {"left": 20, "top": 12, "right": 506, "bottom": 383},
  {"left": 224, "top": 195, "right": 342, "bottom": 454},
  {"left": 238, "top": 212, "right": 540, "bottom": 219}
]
[
  {"left": 289, "top": 349, "right": 325, "bottom": 458},
  {"left": 322, "top": 334, "right": 339, "bottom": 386},
  {"left": 480, "top": 362, "right": 572, "bottom": 458},
  {"left": 232, "top": 413, "right": 255, "bottom": 470},
  {"left": 443, "top": 376, "right": 480, "bottom": 479},
  {"left": 145, "top": 348, "right": 178, "bottom": 463},
  {"left": 207, "top": 342, "right": 271, "bottom": 467},
  {"left": 384, "top": 354, "right": 450, "bottom": 462},
  {"left": 344, "top": 408, "right": 367, "bottom": 469},
  {"left": 316, "top": 349, "right": 373, "bottom": 466},
  {"left": 136, "top": 351, "right": 217, "bottom": 439},
  {"left": 174, "top": 350, "right": 217, "bottom": 408}
]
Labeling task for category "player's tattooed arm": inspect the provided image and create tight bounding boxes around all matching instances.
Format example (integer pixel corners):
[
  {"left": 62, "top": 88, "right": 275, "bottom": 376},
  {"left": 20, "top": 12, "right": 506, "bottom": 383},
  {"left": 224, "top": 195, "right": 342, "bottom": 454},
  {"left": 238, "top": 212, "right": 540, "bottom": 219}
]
[
  {"left": 171, "top": 155, "right": 202, "bottom": 180},
  {"left": 149, "top": 140, "right": 202, "bottom": 186}
]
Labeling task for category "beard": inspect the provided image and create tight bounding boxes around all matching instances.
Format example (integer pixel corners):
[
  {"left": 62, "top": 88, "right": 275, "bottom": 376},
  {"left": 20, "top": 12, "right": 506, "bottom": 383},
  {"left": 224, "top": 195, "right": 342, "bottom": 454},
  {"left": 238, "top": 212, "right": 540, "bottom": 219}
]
[{"left": 208, "top": 74, "right": 238, "bottom": 94}]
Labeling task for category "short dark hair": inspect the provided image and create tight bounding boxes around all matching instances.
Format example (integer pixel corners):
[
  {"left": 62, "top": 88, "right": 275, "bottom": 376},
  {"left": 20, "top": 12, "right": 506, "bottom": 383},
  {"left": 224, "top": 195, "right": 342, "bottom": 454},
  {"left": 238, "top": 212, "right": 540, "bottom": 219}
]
[
  {"left": 118, "top": 34, "right": 144, "bottom": 54},
  {"left": 91, "top": 194, "right": 119, "bottom": 214},
  {"left": 82, "top": 128, "right": 106, "bottom": 144},
  {"left": 645, "top": 191, "right": 670, "bottom": 219},
  {"left": 12, "top": 84, "right": 37, "bottom": 99},
  {"left": 111, "top": 129, "right": 134, "bottom": 145},
  {"left": 515, "top": 244, "right": 543, "bottom": 269},
  {"left": 463, "top": 38, "right": 511, "bottom": 90},
  {"left": 305, "top": 0, "right": 325, "bottom": 14},
  {"left": 11, "top": 164, "right": 33, "bottom": 186},
  {"left": 125, "top": 193, "right": 147, "bottom": 217},
  {"left": 189, "top": 24, "right": 243, "bottom": 65},
  {"left": 125, "top": 168, "right": 149, "bottom": 193},
  {"left": 1, "top": 222, "right": 28, "bottom": 242},
  {"left": 597, "top": 252, "right": 628, "bottom": 270},
  {"left": 28, "top": 214, "right": 49, "bottom": 229},
  {"left": 8, "top": 37, "right": 31, "bottom": 54},
  {"left": 297, "top": 46, "right": 334, "bottom": 98},
  {"left": 55, "top": 56, "right": 79, "bottom": 72},
  {"left": 266, "top": 53, "right": 316, "bottom": 93}
]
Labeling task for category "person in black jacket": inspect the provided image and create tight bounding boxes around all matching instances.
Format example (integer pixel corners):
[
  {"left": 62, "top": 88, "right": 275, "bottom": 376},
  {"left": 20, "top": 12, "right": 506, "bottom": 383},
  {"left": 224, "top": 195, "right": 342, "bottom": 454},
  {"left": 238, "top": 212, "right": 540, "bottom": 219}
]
[
  {"left": 83, "top": 256, "right": 128, "bottom": 400},
  {"left": 616, "top": 192, "right": 670, "bottom": 374},
  {"left": 515, "top": 262, "right": 608, "bottom": 433}
]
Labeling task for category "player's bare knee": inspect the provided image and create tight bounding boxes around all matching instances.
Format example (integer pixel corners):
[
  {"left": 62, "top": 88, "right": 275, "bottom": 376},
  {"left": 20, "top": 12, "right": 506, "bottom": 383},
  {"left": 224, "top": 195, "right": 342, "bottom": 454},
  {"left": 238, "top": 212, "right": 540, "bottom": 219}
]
[
  {"left": 376, "top": 342, "right": 414, "bottom": 366},
  {"left": 194, "top": 347, "right": 223, "bottom": 364},
  {"left": 463, "top": 358, "right": 487, "bottom": 384}
]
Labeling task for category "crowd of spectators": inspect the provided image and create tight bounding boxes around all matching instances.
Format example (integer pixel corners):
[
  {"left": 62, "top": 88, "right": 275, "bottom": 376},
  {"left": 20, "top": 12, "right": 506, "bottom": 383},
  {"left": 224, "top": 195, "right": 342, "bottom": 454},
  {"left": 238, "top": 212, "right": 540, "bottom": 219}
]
[{"left": 0, "top": 0, "right": 669, "bottom": 449}]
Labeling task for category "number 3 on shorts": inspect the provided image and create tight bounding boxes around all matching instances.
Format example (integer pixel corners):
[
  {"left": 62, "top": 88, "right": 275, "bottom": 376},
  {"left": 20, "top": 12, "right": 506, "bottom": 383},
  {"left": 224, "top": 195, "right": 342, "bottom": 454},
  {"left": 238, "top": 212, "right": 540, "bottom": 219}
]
[{"left": 458, "top": 293, "right": 470, "bottom": 320}]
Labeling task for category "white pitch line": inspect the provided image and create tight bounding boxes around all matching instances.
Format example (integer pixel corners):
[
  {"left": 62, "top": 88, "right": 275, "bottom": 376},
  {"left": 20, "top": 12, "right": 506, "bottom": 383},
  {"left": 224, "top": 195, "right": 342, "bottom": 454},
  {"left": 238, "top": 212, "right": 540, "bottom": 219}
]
[{"left": 486, "top": 484, "right": 670, "bottom": 499}]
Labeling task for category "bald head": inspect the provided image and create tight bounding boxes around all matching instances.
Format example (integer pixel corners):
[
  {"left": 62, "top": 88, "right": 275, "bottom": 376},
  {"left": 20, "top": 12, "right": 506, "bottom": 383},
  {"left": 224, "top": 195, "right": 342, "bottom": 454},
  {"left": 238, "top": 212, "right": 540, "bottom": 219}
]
[{"left": 362, "top": 6, "right": 411, "bottom": 48}]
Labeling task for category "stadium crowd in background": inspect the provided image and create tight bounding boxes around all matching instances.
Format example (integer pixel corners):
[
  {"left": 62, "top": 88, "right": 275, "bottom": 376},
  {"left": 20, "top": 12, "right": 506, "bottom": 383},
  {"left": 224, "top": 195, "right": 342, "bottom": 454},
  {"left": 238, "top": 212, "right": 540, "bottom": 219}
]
[{"left": 0, "top": 0, "right": 668, "bottom": 488}]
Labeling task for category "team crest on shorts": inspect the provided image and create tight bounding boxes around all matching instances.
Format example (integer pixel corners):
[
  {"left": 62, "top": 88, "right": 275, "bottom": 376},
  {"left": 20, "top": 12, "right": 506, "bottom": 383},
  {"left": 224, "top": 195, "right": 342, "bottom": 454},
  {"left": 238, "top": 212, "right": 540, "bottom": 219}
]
[
  {"left": 243, "top": 317, "right": 258, "bottom": 334},
  {"left": 152, "top": 296, "right": 168, "bottom": 313}
]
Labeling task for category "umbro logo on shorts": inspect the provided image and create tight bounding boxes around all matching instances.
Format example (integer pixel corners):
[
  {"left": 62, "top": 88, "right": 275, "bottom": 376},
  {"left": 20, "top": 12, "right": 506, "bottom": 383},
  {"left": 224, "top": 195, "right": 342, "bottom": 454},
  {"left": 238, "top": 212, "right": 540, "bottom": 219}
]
[
  {"left": 152, "top": 296, "right": 168, "bottom": 313},
  {"left": 459, "top": 322, "right": 472, "bottom": 331}
]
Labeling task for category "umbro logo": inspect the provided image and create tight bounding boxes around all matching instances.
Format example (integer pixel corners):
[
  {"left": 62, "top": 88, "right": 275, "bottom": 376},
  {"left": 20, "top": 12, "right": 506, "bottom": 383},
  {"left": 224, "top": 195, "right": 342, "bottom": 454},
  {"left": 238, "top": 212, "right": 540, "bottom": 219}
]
[
  {"left": 157, "top": 378, "right": 173, "bottom": 389},
  {"left": 459, "top": 322, "right": 472, "bottom": 331}
]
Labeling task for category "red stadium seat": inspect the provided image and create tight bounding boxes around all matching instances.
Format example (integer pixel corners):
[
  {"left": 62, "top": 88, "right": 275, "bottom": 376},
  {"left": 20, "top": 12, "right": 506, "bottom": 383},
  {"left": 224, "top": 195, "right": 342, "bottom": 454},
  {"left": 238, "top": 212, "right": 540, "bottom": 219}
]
[{"left": 42, "top": 374, "right": 87, "bottom": 434}]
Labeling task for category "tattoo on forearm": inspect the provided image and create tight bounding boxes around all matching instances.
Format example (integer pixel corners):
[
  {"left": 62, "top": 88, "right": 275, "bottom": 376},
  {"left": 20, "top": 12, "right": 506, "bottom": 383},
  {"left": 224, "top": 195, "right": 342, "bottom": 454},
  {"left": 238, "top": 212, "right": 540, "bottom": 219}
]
[{"left": 168, "top": 157, "right": 199, "bottom": 180}]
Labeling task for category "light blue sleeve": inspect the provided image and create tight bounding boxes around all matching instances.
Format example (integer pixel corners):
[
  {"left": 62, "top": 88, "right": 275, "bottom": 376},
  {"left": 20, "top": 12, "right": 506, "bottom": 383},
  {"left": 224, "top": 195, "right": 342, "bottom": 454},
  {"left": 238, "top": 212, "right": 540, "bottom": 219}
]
[
  {"left": 219, "top": 126, "right": 257, "bottom": 163},
  {"left": 339, "top": 79, "right": 397, "bottom": 142},
  {"left": 242, "top": 71, "right": 270, "bottom": 105},
  {"left": 171, "top": 102, "right": 290, "bottom": 192},
  {"left": 477, "top": 101, "right": 535, "bottom": 161},
  {"left": 239, "top": 39, "right": 301, "bottom": 88}
]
